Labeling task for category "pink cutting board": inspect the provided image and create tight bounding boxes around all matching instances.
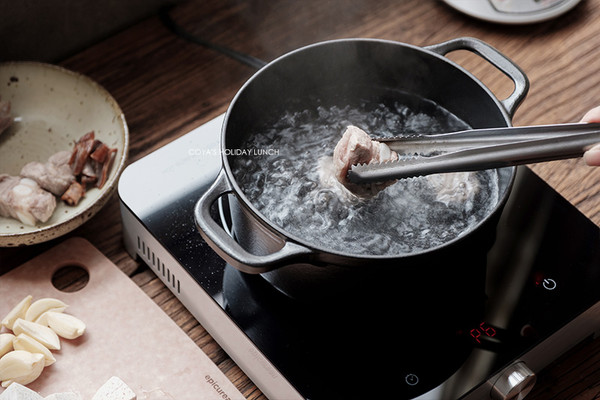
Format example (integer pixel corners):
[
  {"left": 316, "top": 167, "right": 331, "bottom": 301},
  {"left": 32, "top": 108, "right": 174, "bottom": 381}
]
[{"left": 0, "top": 237, "right": 245, "bottom": 400}]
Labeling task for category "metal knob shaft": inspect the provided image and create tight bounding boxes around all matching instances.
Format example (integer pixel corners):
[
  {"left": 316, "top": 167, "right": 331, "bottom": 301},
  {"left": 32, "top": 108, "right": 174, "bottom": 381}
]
[{"left": 490, "top": 361, "right": 536, "bottom": 400}]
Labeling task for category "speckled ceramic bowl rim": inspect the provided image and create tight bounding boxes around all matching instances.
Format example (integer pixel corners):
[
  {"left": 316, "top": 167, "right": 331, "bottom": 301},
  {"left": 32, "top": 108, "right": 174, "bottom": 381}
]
[{"left": 0, "top": 61, "right": 129, "bottom": 247}]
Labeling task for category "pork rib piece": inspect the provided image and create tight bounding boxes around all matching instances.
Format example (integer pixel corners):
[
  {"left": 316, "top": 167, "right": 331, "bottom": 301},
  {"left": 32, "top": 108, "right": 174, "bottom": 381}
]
[
  {"left": 20, "top": 150, "right": 75, "bottom": 196},
  {"left": 330, "top": 125, "right": 398, "bottom": 196},
  {"left": 0, "top": 175, "right": 56, "bottom": 226},
  {"left": 68, "top": 131, "right": 117, "bottom": 189}
]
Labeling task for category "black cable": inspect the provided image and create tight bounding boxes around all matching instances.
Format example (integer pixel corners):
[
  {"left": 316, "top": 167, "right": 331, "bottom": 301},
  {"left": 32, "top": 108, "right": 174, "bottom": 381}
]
[{"left": 159, "top": 6, "right": 267, "bottom": 70}]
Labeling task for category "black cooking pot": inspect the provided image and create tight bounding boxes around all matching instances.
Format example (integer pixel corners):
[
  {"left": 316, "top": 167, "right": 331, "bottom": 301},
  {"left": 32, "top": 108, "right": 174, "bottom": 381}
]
[{"left": 194, "top": 37, "right": 529, "bottom": 298}]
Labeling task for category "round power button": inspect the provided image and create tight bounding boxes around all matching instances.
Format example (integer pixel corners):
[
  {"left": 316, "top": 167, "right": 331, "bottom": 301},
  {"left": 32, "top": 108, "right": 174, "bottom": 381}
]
[
  {"left": 405, "top": 373, "right": 419, "bottom": 386},
  {"left": 542, "top": 278, "right": 557, "bottom": 291}
]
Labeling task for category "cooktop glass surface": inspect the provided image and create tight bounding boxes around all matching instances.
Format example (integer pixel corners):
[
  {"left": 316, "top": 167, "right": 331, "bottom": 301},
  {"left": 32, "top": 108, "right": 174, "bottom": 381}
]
[{"left": 130, "top": 118, "right": 600, "bottom": 399}]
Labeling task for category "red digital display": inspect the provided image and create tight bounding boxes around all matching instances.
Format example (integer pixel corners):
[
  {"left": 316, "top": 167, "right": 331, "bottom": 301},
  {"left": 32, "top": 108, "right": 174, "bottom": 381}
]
[{"left": 470, "top": 322, "right": 497, "bottom": 344}]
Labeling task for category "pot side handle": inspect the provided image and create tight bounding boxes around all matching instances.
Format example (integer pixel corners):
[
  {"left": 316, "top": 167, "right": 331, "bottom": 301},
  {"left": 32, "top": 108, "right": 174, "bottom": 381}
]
[
  {"left": 194, "top": 169, "right": 314, "bottom": 274},
  {"left": 425, "top": 37, "right": 530, "bottom": 119}
]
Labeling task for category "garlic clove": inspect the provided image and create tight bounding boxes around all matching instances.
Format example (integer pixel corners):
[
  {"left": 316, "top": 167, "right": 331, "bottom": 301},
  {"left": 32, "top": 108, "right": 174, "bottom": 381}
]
[
  {"left": 12, "top": 319, "right": 61, "bottom": 351},
  {"left": 0, "top": 333, "right": 15, "bottom": 358},
  {"left": 25, "top": 298, "right": 68, "bottom": 323},
  {"left": 34, "top": 308, "right": 68, "bottom": 327},
  {"left": 0, "top": 350, "right": 45, "bottom": 387},
  {"left": 45, "top": 312, "right": 86, "bottom": 340},
  {"left": 13, "top": 333, "right": 56, "bottom": 367},
  {"left": 1, "top": 295, "right": 32, "bottom": 331}
]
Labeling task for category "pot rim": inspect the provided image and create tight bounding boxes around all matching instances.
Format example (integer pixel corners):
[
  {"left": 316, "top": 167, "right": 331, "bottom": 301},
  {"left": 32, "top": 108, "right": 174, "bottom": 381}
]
[{"left": 220, "top": 37, "right": 519, "bottom": 261}]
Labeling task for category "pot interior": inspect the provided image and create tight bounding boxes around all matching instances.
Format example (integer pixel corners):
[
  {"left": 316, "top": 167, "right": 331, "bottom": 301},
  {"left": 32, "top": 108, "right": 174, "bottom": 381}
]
[
  {"left": 225, "top": 39, "right": 511, "bottom": 144},
  {"left": 223, "top": 39, "right": 515, "bottom": 258}
]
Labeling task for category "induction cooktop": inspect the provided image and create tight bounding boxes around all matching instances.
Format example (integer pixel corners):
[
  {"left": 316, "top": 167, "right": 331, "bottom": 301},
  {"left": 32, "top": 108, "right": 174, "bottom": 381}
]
[{"left": 119, "top": 114, "right": 600, "bottom": 399}]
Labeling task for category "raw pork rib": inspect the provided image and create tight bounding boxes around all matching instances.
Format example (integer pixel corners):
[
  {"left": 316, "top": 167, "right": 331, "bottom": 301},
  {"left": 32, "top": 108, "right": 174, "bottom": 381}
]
[
  {"left": 0, "top": 97, "right": 11, "bottom": 135},
  {"left": 0, "top": 175, "right": 56, "bottom": 225},
  {"left": 20, "top": 150, "right": 75, "bottom": 196},
  {"left": 323, "top": 125, "right": 398, "bottom": 197},
  {"left": 333, "top": 126, "right": 398, "bottom": 182}
]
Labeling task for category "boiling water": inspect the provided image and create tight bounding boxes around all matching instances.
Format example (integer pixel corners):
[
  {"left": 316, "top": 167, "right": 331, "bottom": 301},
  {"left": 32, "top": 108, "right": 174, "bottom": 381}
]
[{"left": 230, "top": 97, "right": 500, "bottom": 256}]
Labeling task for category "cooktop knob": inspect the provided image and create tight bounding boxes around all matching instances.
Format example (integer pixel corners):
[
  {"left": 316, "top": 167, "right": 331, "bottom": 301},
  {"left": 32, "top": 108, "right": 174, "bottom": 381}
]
[{"left": 490, "top": 361, "right": 536, "bottom": 400}]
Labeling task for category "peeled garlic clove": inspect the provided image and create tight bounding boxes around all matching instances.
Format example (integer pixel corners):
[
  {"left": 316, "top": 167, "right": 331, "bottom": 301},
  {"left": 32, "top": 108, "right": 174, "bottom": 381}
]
[
  {"left": 13, "top": 333, "right": 56, "bottom": 367},
  {"left": 0, "top": 350, "right": 45, "bottom": 386},
  {"left": 1, "top": 295, "right": 32, "bottom": 330},
  {"left": 12, "top": 319, "right": 61, "bottom": 351},
  {"left": 45, "top": 312, "right": 86, "bottom": 340},
  {"left": 0, "top": 333, "right": 15, "bottom": 358},
  {"left": 25, "top": 298, "right": 68, "bottom": 322},
  {"left": 34, "top": 307, "right": 68, "bottom": 327}
]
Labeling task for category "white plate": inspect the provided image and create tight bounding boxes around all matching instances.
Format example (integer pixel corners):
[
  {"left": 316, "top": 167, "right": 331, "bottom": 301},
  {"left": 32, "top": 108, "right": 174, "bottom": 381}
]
[
  {"left": 0, "top": 62, "right": 129, "bottom": 246},
  {"left": 442, "top": 0, "right": 582, "bottom": 24}
]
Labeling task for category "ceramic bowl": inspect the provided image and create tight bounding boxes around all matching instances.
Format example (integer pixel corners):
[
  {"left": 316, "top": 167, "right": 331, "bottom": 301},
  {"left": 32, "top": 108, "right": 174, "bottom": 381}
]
[{"left": 0, "top": 62, "right": 129, "bottom": 246}]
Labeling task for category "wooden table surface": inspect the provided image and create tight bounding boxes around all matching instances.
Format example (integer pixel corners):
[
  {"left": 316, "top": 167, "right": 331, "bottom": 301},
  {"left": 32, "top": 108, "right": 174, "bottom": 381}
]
[{"left": 2, "top": 0, "right": 600, "bottom": 398}]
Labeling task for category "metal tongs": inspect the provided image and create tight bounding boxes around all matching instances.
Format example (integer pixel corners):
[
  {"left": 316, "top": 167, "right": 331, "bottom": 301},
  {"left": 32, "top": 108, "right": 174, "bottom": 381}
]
[{"left": 347, "top": 122, "right": 600, "bottom": 183}]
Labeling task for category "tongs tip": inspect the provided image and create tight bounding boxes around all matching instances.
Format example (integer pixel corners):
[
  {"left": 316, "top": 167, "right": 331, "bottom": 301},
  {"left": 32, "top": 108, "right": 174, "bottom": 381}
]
[{"left": 347, "top": 160, "right": 417, "bottom": 183}]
